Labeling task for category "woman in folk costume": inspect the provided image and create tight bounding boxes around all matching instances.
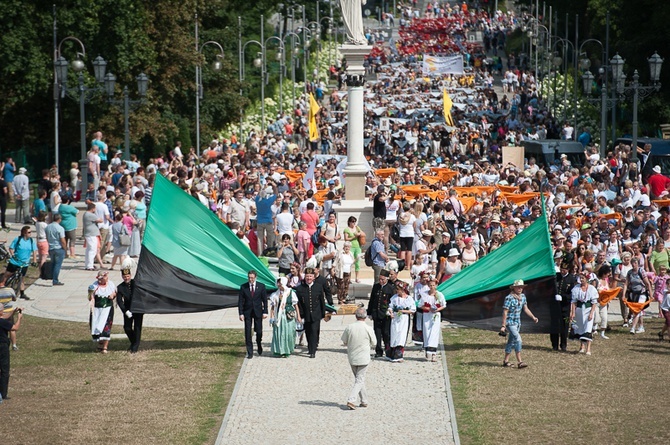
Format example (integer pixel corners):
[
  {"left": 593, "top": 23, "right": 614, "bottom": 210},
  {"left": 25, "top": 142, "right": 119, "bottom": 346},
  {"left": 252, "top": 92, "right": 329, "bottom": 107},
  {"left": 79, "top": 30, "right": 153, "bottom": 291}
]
[
  {"left": 387, "top": 280, "right": 415, "bottom": 362},
  {"left": 419, "top": 277, "right": 446, "bottom": 361},
  {"left": 88, "top": 270, "right": 117, "bottom": 354},
  {"left": 269, "top": 277, "right": 301, "bottom": 357},
  {"left": 570, "top": 272, "right": 599, "bottom": 355}
]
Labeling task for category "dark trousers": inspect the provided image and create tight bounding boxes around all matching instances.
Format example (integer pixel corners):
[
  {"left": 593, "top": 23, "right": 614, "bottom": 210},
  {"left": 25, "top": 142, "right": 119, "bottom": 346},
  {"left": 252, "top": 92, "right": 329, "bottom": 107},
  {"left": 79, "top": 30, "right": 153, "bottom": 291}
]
[
  {"left": 123, "top": 313, "right": 144, "bottom": 352},
  {"left": 373, "top": 317, "right": 390, "bottom": 355},
  {"left": 550, "top": 302, "right": 570, "bottom": 350},
  {"left": 0, "top": 341, "right": 9, "bottom": 398},
  {"left": 244, "top": 315, "right": 263, "bottom": 356},
  {"left": 304, "top": 320, "right": 321, "bottom": 355},
  {"left": 0, "top": 198, "right": 6, "bottom": 228}
]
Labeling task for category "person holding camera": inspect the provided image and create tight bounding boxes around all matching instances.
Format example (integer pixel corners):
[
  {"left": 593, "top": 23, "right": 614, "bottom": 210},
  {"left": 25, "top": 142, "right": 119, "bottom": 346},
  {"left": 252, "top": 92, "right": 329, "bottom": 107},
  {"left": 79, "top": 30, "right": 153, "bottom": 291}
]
[
  {"left": 500, "top": 279, "right": 538, "bottom": 369},
  {"left": 0, "top": 303, "right": 23, "bottom": 402}
]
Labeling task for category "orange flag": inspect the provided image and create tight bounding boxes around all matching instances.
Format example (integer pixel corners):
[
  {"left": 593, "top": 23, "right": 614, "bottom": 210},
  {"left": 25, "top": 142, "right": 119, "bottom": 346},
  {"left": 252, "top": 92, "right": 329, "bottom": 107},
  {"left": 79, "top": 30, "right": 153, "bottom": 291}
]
[
  {"left": 623, "top": 298, "right": 652, "bottom": 315},
  {"left": 653, "top": 199, "right": 670, "bottom": 207},
  {"left": 497, "top": 185, "right": 519, "bottom": 193},
  {"left": 422, "top": 175, "right": 442, "bottom": 185},
  {"left": 598, "top": 288, "right": 621, "bottom": 306},
  {"left": 374, "top": 168, "right": 397, "bottom": 178},
  {"left": 458, "top": 196, "right": 478, "bottom": 214}
]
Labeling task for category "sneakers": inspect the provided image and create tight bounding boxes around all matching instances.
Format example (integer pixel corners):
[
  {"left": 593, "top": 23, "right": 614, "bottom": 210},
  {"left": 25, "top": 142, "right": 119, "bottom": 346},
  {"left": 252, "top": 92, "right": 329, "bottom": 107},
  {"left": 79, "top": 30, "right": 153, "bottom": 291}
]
[
  {"left": 600, "top": 331, "right": 609, "bottom": 340},
  {"left": 53, "top": 282, "right": 65, "bottom": 286},
  {"left": 630, "top": 328, "right": 636, "bottom": 334},
  {"left": 636, "top": 326, "right": 645, "bottom": 334}
]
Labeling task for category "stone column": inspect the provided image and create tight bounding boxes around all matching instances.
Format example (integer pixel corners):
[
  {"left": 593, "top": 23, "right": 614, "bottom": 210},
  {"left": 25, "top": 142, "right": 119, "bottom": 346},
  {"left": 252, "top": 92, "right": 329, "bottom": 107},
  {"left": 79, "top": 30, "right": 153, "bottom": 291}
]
[{"left": 340, "top": 44, "right": 372, "bottom": 200}]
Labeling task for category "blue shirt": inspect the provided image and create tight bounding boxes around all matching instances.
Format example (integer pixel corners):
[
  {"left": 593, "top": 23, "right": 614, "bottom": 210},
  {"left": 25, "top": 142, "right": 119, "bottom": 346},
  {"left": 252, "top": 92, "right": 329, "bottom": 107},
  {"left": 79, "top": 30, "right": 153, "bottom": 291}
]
[
  {"left": 503, "top": 294, "right": 526, "bottom": 326},
  {"left": 254, "top": 194, "right": 276, "bottom": 225},
  {"left": 33, "top": 198, "right": 47, "bottom": 217},
  {"left": 370, "top": 238, "right": 386, "bottom": 267},
  {"left": 45, "top": 222, "right": 65, "bottom": 250},
  {"left": 3, "top": 163, "right": 15, "bottom": 182},
  {"left": 9, "top": 236, "right": 36, "bottom": 267}
]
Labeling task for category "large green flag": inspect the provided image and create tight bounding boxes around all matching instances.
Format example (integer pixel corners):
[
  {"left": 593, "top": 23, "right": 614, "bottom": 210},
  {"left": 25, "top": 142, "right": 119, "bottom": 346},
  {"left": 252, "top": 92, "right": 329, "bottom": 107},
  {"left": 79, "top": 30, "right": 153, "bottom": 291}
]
[
  {"left": 132, "top": 174, "right": 276, "bottom": 314},
  {"left": 437, "top": 210, "right": 557, "bottom": 332}
]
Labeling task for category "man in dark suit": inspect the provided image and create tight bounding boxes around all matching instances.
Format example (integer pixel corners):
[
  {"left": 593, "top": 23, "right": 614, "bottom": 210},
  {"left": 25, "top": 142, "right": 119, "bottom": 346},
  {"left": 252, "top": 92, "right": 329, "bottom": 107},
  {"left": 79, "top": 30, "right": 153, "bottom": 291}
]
[
  {"left": 295, "top": 267, "right": 331, "bottom": 358},
  {"left": 367, "top": 269, "right": 394, "bottom": 357},
  {"left": 551, "top": 262, "right": 577, "bottom": 351},
  {"left": 116, "top": 267, "right": 144, "bottom": 353},
  {"left": 238, "top": 270, "right": 268, "bottom": 359}
]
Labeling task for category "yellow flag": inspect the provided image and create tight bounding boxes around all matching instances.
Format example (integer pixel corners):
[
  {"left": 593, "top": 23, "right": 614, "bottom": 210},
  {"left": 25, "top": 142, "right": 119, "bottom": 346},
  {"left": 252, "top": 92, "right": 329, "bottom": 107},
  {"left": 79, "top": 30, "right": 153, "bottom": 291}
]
[
  {"left": 309, "top": 93, "right": 321, "bottom": 142},
  {"left": 443, "top": 89, "right": 455, "bottom": 127}
]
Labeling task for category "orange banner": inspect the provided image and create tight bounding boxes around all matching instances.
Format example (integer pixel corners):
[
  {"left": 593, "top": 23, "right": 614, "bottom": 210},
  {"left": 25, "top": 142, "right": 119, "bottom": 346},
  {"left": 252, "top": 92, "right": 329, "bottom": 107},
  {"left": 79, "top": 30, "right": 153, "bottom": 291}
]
[
  {"left": 374, "top": 168, "right": 397, "bottom": 178},
  {"left": 497, "top": 185, "right": 519, "bottom": 193},
  {"left": 458, "top": 196, "right": 478, "bottom": 214},
  {"left": 600, "top": 212, "right": 623, "bottom": 224},
  {"left": 279, "top": 170, "right": 305, "bottom": 184},
  {"left": 399, "top": 185, "right": 432, "bottom": 198},
  {"left": 313, "top": 189, "right": 329, "bottom": 205},
  {"left": 452, "top": 186, "right": 496, "bottom": 196},
  {"left": 623, "top": 298, "right": 652, "bottom": 315},
  {"left": 422, "top": 175, "right": 442, "bottom": 185},
  {"left": 598, "top": 288, "right": 621, "bottom": 306},
  {"left": 653, "top": 199, "right": 670, "bottom": 207}
]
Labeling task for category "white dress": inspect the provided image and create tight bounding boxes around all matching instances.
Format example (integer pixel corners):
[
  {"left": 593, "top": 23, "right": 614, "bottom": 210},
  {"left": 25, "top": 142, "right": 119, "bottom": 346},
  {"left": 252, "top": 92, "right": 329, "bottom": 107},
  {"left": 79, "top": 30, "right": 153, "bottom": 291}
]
[
  {"left": 389, "top": 294, "right": 416, "bottom": 347},
  {"left": 571, "top": 285, "right": 599, "bottom": 341},
  {"left": 420, "top": 291, "right": 446, "bottom": 349}
]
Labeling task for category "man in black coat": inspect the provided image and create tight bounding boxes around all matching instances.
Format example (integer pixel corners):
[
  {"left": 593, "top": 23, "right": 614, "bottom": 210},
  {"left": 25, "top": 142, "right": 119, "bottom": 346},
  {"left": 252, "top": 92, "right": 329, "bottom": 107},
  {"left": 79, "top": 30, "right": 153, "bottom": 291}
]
[
  {"left": 116, "top": 267, "right": 144, "bottom": 353},
  {"left": 295, "top": 267, "right": 331, "bottom": 358},
  {"left": 238, "top": 270, "right": 268, "bottom": 359},
  {"left": 551, "top": 262, "right": 577, "bottom": 351},
  {"left": 367, "top": 269, "right": 394, "bottom": 357}
]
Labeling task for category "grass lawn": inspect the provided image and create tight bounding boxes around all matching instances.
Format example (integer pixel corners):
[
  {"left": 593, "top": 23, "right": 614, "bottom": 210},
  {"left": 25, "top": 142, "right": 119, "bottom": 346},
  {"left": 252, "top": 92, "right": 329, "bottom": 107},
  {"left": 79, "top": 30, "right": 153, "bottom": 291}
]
[
  {"left": 444, "top": 320, "right": 670, "bottom": 445},
  {"left": 3, "top": 316, "right": 244, "bottom": 445}
]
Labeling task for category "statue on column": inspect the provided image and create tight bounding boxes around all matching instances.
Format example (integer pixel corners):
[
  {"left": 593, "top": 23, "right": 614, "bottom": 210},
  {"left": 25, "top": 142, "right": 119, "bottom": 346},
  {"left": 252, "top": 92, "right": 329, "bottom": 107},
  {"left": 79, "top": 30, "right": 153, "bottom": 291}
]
[{"left": 339, "top": 0, "right": 368, "bottom": 46}]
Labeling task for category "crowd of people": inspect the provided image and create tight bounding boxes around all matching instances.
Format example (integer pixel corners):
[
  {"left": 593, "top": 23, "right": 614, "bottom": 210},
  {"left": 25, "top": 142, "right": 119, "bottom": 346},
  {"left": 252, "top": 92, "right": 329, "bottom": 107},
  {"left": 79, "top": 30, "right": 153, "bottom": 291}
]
[{"left": 1, "top": 4, "right": 669, "bottom": 407}]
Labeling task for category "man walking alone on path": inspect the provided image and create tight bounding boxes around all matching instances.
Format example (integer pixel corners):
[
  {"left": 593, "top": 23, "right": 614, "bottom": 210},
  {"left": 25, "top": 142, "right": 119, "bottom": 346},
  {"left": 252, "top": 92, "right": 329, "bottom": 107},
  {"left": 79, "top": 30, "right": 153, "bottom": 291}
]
[{"left": 341, "top": 307, "right": 376, "bottom": 410}]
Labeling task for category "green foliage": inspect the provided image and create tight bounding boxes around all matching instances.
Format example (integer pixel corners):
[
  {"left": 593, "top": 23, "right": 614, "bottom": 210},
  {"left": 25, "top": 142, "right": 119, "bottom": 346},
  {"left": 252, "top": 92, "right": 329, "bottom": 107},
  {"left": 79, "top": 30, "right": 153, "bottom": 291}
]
[{"left": 0, "top": 0, "right": 277, "bottom": 168}]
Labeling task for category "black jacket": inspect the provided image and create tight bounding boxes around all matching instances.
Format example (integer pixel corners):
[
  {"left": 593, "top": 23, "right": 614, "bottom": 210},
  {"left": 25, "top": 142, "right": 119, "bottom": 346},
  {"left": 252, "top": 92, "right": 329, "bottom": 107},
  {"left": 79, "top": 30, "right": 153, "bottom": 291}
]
[
  {"left": 295, "top": 280, "right": 328, "bottom": 323},
  {"left": 368, "top": 281, "right": 394, "bottom": 320},
  {"left": 238, "top": 281, "right": 268, "bottom": 318}
]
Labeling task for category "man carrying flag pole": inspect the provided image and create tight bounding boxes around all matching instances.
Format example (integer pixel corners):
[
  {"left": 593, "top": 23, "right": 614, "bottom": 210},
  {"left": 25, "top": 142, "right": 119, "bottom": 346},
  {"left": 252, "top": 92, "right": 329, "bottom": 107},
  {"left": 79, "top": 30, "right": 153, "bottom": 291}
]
[
  {"left": 443, "top": 89, "right": 455, "bottom": 127},
  {"left": 309, "top": 93, "right": 321, "bottom": 147}
]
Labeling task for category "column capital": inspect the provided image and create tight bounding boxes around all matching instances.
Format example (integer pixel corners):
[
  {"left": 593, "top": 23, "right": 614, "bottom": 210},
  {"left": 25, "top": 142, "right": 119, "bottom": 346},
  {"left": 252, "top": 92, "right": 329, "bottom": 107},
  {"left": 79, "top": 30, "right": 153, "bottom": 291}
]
[{"left": 345, "top": 74, "right": 365, "bottom": 87}]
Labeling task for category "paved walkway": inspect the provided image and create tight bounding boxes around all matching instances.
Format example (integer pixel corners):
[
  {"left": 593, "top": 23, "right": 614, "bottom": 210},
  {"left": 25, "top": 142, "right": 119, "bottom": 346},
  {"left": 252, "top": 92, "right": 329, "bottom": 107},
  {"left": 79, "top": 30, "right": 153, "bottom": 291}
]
[{"left": 216, "top": 328, "right": 458, "bottom": 445}]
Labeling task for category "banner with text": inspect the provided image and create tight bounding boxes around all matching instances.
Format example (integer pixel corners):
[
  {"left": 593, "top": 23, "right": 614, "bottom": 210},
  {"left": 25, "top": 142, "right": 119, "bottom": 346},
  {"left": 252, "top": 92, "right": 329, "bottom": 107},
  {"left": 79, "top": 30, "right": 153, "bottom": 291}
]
[{"left": 422, "top": 55, "right": 465, "bottom": 76}]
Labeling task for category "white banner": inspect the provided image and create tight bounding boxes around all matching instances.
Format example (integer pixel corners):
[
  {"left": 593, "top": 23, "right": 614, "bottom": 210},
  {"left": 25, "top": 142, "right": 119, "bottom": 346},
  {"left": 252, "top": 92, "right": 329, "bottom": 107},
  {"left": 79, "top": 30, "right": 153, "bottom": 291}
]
[{"left": 421, "top": 55, "right": 465, "bottom": 76}]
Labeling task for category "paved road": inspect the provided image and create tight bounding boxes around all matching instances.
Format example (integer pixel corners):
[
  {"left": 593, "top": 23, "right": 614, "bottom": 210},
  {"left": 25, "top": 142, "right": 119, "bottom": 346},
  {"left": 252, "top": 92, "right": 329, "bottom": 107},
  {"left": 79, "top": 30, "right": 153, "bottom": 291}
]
[{"left": 216, "top": 328, "right": 457, "bottom": 445}]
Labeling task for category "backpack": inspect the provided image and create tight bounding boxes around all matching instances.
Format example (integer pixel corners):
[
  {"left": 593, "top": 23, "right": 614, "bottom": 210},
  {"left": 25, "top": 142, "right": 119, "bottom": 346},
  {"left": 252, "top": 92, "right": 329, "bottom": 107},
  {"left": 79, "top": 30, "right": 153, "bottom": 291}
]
[
  {"left": 311, "top": 223, "right": 323, "bottom": 246},
  {"left": 364, "top": 242, "right": 376, "bottom": 267}
]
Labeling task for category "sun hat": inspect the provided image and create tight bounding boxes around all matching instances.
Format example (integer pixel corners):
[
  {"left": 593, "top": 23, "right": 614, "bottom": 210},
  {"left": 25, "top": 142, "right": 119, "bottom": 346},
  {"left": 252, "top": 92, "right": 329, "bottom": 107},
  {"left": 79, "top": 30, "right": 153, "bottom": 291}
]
[
  {"left": 421, "top": 229, "right": 433, "bottom": 237},
  {"left": 511, "top": 279, "right": 526, "bottom": 287},
  {"left": 448, "top": 248, "right": 460, "bottom": 257},
  {"left": 653, "top": 165, "right": 662, "bottom": 174}
]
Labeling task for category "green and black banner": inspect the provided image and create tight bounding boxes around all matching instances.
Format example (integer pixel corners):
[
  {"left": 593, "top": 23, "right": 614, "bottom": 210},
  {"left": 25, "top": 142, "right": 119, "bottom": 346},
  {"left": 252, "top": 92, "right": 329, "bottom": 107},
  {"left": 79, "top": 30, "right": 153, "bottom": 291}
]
[{"left": 132, "top": 174, "right": 276, "bottom": 314}]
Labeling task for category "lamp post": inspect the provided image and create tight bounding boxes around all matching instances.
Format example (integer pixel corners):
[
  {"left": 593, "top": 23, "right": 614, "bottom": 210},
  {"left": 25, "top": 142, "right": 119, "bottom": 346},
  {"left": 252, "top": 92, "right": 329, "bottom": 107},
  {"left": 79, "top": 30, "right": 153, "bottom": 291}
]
[
  {"left": 54, "top": 38, "right": 107, "bottom": 194},
  {"left": 579, "top": 39, "right": 610, "bottom": 155},
  {"left": 240, "top": 15, "right": 291, "bottom": 134},
  {"left": 195, "top": 14, "right": 225, "bottom": 157},
  {"left": 103, "top": 73, "right": 149, "bottom": 161},
  {"left": 551, "top": 37, "right": 575, "bottom": 124},
  {"left": 610, "top": 52, "right": 664, "bottom": 162}
]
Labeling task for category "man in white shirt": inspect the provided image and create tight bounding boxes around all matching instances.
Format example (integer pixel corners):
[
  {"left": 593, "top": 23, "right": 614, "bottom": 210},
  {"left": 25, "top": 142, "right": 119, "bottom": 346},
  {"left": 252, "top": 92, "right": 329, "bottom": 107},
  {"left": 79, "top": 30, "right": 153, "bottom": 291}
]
[
  {"left": 95, "top": 193, "right": 113, "bottom": 258},
  {"left": 275, "top": 203, "right": 295, "bottom": 241}
]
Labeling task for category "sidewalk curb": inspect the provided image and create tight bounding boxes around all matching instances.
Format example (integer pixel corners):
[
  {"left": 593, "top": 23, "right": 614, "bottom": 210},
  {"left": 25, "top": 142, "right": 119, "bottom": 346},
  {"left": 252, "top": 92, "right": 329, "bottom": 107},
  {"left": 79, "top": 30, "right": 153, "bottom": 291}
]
[
  {"left": 440, "top": 337, "right": 461, "bottom": 445},
  {"left": 215, "top": 356, "right": 249, "bottom": 445}
]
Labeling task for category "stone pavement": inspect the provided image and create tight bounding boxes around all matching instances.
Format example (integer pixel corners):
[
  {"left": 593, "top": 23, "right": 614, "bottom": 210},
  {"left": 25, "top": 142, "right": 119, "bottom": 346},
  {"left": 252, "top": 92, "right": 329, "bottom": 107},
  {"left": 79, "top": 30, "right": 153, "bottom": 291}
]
[{"left": 216, "top": 328, "right": 458, "bottom": 445}]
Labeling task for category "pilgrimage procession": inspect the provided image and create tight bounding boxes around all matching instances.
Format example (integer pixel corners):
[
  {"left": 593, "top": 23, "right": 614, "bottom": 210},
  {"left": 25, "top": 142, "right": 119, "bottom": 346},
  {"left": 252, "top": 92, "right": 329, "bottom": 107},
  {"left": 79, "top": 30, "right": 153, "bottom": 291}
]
[{"left": 0, "top": 0, "right": 669, "bottom": 444}]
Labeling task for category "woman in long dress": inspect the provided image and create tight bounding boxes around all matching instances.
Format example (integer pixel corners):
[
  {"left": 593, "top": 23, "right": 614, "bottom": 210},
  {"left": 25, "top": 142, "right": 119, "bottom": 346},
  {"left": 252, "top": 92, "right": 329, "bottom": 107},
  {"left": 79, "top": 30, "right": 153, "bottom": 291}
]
[
  {"left": 269, "top": 277, "right": 301, "bottom": 357},
  {"left": 419, "top": 277, "right": 446, "bottom": 361},
  {"left": 88, "top": 271, "right": 117, "bottom": 354},
  {"left": 387, "top": 281, "right": 415, "bottom": 362},
  {"left": 570, "top": 272, "right": 599, "bottom": 355}
]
